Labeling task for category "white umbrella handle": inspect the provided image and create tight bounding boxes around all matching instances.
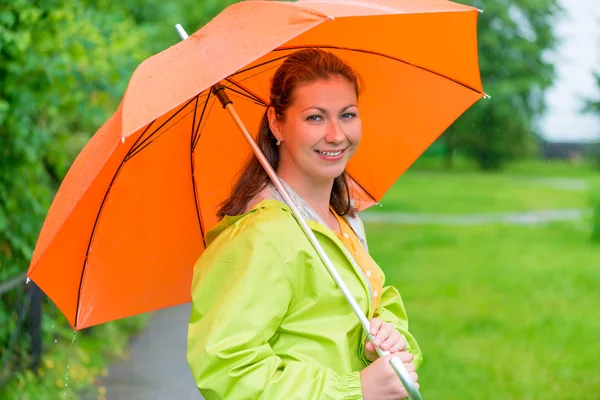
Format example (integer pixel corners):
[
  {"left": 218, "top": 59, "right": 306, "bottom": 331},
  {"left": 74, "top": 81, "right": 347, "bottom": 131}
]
[{"left": 176, "top": 24, "right": 423, "bottom": 400}]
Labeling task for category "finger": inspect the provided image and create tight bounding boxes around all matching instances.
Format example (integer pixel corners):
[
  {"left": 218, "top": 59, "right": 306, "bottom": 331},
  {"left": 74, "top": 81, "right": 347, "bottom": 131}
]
[
  {"left": 365, "top": 341, "right": 375, "bottom": 353},
  {"left": 380, "top": 329, "right": 400, "bottom": 351},
  {"left": 369, "top": 318, "right": 383, "bottom": 336},
  {"left": 392, "top": 351, "right": 414, "bottom": 363},
  {"left": 403, "top": 362, "right": 416, "bottom": 373},
  {"left": 410, "top": 372, "right": 419, "bottom": 383},
  {"left": 389, "top": 335, "right": 408, "bottom": 353},
  {"left": 373, "top": 322, "right": 394, "bottom": 347}
]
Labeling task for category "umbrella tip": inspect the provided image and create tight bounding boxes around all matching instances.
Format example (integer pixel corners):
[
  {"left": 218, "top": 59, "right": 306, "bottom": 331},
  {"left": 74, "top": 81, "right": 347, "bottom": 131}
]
[
  {"left": 483, "top": 93, "right": 491, "bottom": 99},
  {"left": 175, "top": 23, "right": 189, "bottom": 40}
]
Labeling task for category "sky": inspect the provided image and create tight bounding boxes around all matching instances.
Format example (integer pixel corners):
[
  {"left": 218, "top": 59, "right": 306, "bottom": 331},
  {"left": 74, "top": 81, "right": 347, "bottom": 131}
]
[{"left": 537, "top": 0, "right": 600, "bottom": 142}]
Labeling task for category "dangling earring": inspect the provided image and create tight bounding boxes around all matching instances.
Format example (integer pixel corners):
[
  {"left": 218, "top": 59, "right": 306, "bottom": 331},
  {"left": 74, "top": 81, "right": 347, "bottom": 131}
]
[{"left": 276, "top": 138, "right": 281, "bottom": 146}]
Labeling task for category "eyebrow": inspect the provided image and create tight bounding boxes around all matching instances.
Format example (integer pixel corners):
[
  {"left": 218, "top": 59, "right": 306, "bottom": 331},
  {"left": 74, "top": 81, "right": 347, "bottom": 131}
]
[{"left": 302, "top": 104, "right": 358, "bottom": 113}]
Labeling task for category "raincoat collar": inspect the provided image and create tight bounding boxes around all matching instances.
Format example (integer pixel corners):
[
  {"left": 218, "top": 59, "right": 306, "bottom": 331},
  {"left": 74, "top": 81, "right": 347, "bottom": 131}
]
[
  {"left": 205, "top": 176, "right": 369, "bottom": 250},
  {"left": 243, "top": 177, "right": 369, "bottom": 250}
]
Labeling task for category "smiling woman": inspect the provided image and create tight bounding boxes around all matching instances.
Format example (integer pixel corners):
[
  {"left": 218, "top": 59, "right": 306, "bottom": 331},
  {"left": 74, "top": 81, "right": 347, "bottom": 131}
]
[
  {"left": 187, "top": 49, "right": 422, "bottom": 400},
  {"left": 217, "top": 48, "right": 364, "bottom": 222}
]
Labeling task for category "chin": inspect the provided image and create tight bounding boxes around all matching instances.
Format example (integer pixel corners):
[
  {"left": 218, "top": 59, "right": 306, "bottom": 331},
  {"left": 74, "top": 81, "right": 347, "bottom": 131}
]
[{"left": 313, "top": 167, "right": 347, "bottom": 182}]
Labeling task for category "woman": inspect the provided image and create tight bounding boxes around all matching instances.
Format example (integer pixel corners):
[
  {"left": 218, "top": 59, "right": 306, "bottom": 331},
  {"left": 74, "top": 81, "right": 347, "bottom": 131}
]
[{"left": 187, "top": 49, "right": 422, "bottom": 400}]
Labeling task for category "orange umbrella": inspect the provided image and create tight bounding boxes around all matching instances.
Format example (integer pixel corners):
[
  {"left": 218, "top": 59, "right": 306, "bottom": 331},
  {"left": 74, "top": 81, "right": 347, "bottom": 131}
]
[{"left": 27, "top": 0, "right": 484, "bottom": 331}]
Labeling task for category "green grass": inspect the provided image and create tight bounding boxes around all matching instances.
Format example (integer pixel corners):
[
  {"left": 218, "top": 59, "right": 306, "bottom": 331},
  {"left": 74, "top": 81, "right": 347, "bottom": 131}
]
[
  {"left": 362, "top": 161, "right": 600, "bottom": 398},
  {"left": 367, "top": 219, "right": 600, "bottom": 399},
  {"left": 411, "top": 156, "right": 599, "bottom": 179},
  {"left": 505, "top": 159, "right": 599, "bottom": 178},
  {"left": 376, "top": 171, "right": 589, "bottom": 214}
]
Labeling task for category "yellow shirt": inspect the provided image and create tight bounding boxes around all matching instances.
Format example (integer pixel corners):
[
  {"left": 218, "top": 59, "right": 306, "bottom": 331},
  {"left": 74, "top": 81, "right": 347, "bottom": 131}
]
[{"left": 332, "top": 210, "right": 383, "bottom": 316}]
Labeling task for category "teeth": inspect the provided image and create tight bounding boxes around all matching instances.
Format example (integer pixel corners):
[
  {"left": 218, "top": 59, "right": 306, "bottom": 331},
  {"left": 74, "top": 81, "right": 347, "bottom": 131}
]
[{"left": 318, "top": 150, "right": 342, "bottom": 157}]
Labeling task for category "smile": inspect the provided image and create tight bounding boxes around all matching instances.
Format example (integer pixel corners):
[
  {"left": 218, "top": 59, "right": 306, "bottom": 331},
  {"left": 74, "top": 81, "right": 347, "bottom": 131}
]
[{"left": 316, "top": 150, "right": 344, "bottom": 157}]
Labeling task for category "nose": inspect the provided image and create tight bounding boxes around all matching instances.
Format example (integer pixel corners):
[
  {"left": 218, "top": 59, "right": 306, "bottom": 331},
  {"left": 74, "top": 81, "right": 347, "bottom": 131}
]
[{"left": 324, "top": 119, "right": 346, "bottom": 144}]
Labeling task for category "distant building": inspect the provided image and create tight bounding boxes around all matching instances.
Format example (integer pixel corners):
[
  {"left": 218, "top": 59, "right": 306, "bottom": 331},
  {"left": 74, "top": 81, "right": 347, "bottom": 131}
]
[{"left": 539, "top": 139, "right": 598, "bottom": 162}]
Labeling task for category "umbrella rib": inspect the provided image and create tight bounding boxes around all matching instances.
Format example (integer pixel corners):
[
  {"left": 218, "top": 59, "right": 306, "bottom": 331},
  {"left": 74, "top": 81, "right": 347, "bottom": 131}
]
[
  {"left": 228, "top": 63, "right": 281, "bottom": 88},
  {"left": 192, "top": 91, "right": 214, "bottom": 152},
  {"left": 191, "top": 96, "right": 200, "bottom": 150},
  {"left": 74, "top": 118, "right": 157, "bottom": 328},
  {"left": 126, "top": 95, "right": 211, "bottom": 163},
  {"left": 127, "top": 97, "right": 198, "bottom": 160},
  {"left": 224, "top": 86, "right": 266, "bottom": 106},
  {"left": 229, "top": 54, "right": 290, "bottom": 77},
  {"left": 346, "top": 172, "right": 379, "bottom": 206},
  {"left": 192, "top": 90, "right": 210, "bottom": 148},
  {"left": 224, "top": 78, "right": 268, "bottom": 105},
  {"left": 192, "top": 97, "right": 218, "bottom": 152},
  {"left": 190, "top": 97, "right": 206, "bottom": 246},
  {"left": 272, "top": 45, "right": 482, "bottom": 95}
]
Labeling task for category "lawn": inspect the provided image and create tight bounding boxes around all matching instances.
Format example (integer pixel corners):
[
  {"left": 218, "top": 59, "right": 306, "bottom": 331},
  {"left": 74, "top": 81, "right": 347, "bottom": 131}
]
[
  {"left": 412, "top": 156, "right": 600, "bottom": 179},
  {"left": 372, "top": 170, "right": 591, "bottom": 214},
  {"left": 366, "top": 193, "right": 600, "bottom": 398}
]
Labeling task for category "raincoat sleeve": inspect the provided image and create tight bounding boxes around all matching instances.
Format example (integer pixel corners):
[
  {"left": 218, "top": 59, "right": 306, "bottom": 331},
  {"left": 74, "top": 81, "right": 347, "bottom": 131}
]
[
  {"left": 187, "top": 224, "right": 364, "bottom": 400},
  {"left": 357, "top": 218, "right": 423, "bottom": 368},
  {"left": 373, "top": 281, "right": 423, "bottom": 369}
]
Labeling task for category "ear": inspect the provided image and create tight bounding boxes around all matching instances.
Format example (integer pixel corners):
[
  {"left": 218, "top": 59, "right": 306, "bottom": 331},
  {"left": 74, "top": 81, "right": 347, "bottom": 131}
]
[{"left": 267, "top": 107, "right": 281, "bottom": 140}]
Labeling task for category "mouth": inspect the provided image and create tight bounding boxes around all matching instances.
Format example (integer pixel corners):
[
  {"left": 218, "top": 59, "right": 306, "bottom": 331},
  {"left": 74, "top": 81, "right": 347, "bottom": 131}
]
[
  {"left": 315, "top": 149, "right": 344, "bottom": 157},
  {"left": 315, "top": 148, "right": 346, "bottom": 160}
]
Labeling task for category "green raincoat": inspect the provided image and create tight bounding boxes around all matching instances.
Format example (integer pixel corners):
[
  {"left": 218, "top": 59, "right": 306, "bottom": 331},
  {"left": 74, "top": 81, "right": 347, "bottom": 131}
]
[{"left": 187, "top": 185, "right": 422, "bottom": 400}]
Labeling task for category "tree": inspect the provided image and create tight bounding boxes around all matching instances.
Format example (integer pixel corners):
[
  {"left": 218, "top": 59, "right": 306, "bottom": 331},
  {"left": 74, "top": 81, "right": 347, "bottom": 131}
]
[
  {"left": 584, "top": 73, "right": 600, "bottom": 115},
  {"left": 0, "top": 0, "right": 149, "bottom": 279},
  {"left": 440, "top": 0, "right": 562, "bottom": 170}
]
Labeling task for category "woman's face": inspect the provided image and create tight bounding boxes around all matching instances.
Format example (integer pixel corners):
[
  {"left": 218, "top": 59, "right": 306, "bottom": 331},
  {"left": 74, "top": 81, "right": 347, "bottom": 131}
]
[{"left": 269, "top": 75, "right": 362, "bottom": 185}]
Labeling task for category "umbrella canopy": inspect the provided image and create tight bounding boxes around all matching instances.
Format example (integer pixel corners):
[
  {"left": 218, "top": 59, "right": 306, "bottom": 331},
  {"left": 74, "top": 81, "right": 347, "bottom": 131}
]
[{"left": 27, "top": 0, "right": 484, "bottom": 329}]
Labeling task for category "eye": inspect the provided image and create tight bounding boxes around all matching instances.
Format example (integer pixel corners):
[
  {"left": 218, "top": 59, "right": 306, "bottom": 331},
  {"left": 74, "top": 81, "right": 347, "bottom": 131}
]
[
  {"left": 341, "top": 112, "right": 357, "bottom": 120},
  {"left": 306, "top": 114, "right": 324, "bottom": 122}
]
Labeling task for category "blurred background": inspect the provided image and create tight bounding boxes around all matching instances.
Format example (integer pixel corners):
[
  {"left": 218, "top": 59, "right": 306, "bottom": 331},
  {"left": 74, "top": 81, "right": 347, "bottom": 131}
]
[{"left": 1, "top": 0, "right": 599, "bottom": 398}]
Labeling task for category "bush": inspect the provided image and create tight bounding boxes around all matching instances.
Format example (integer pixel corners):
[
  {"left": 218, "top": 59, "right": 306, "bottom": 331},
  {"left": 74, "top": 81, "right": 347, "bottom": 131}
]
[{"left": 0, "top": 310, "right": 149, "bottom": 400}]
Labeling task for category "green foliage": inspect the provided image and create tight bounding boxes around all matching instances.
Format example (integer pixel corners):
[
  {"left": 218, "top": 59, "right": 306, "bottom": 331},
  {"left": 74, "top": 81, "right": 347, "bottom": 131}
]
[
  {"left": 0, "top": 0, "right": 147, "bottom": 280},
  {"left": 0, "top": 0, "right": 237, "bottom": 395},
  {"left": 0, "top": 310, "right": 148, "bottom": 400},
  {"left": 441, "top": 0, "right": 562, "bottom": 170},
  {"left": 584, "top": 73, "right": 600, "bottom": 115}
]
